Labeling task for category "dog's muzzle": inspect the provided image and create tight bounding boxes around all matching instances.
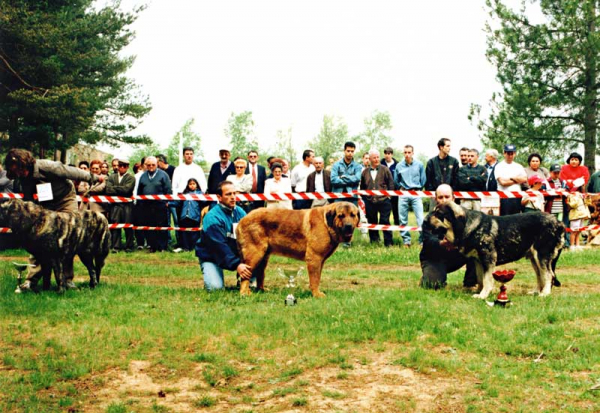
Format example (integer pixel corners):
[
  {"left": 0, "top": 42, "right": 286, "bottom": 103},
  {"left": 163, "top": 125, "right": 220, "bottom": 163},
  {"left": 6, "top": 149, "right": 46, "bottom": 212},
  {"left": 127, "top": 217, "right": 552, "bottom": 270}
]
[{"left": 342, "top": 224, "right": 354, "bottom": 241}]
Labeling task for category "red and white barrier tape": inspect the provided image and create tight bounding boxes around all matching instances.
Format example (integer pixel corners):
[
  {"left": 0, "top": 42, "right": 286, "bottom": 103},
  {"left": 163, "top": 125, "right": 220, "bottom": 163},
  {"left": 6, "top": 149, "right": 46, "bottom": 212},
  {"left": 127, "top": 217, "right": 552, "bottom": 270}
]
[{"left": 1, "top": 189, "right": 577, "bottom": 204}]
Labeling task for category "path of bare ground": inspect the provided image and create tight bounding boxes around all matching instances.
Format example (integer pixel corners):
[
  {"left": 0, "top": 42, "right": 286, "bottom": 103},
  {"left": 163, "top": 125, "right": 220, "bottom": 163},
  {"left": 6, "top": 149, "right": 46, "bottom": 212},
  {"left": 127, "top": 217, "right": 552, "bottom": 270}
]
[{"left": 83, "top": 348, "right": 472, "bottom": 413}]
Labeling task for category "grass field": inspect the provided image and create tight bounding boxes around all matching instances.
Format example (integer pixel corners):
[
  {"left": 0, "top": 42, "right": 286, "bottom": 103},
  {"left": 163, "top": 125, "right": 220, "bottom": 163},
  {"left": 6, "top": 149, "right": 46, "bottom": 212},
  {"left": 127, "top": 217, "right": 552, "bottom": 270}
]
[{"left": 0, "top": 234, "right": 599, "bottom": 412}]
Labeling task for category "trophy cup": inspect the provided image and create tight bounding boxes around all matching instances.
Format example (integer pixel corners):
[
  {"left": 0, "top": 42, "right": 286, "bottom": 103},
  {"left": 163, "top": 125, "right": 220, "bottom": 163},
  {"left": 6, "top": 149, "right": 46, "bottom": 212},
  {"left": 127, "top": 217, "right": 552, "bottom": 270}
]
[
  {"left": 13, "top": 262, "right": 35, "bottom": 294},
  {"left": 277, "top": 267, "right": 304, "bottom": 288},
  {"left": 492, "top": 269, "right": 516, "bottom": 307}
]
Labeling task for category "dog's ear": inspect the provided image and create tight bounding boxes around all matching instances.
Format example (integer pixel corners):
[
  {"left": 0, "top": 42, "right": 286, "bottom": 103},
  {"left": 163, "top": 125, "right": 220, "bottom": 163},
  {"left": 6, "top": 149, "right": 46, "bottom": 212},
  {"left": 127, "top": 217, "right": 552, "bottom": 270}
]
[
  {"left": 353, "top": 205, "right": 360, "bottom": 227},
  {"left": 326, "top": 205, "right": 337, "bottom": 228}
]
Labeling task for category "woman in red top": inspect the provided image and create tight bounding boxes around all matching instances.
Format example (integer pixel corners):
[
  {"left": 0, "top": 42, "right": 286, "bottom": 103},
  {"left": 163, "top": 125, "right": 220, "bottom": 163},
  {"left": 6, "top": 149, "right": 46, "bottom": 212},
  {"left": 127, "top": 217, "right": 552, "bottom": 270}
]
[{"left": 560, "top": 152, "right": 589, "bottom": 193}]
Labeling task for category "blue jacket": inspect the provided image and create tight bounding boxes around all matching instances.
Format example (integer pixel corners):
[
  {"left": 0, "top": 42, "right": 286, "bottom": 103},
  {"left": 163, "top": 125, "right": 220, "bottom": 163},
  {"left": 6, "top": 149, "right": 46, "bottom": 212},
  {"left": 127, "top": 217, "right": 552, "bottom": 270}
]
[
  {"left": 330, "top": 159, "right": 362, "bottom": 194},
  {"left": 195, "top": 203, "right": 246, "bottom": 271},
  {"left": 394, "top": 159, "right": 426, "bottom": 190},
  {"left": 174, "top": 190, "right": 203, "bottom": 222}
]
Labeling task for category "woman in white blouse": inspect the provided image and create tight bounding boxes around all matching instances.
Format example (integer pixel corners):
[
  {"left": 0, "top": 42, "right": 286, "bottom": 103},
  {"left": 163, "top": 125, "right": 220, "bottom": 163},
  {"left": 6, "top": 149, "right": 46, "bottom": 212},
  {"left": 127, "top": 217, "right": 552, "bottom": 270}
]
[
  {"left": 226, "top": 158, "right": 253, "bottom": 212},
  {"left": 264, "top": 162, "right": 293, "bottom": 209}
]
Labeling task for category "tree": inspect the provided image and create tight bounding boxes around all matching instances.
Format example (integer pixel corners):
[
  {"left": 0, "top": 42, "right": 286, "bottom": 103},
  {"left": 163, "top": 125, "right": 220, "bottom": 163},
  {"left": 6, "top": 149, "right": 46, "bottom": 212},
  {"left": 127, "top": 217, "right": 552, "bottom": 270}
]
[
  {"left": 354, "top": 110, "right": 393, "bottom": 152},
  {"left": 164, "top": 118, "right": 204, "bottom": 167},
  {"left": 270, "top": 127, "right": 297, "bottom": 168},
  {"left": 308, "top": 115, "right": 348, "bottom": 165},
  {"left": 470, "top": 0, "right": 600, "bottom": 171},
  {"left": 224, "top": 111, "right": 258, "bottom": 159},
  {"left": 128, "top": 118, "right": 205, "bottom": 169},
  {"left": 0, "top": 0, "right": 151, "bottom": 159}
]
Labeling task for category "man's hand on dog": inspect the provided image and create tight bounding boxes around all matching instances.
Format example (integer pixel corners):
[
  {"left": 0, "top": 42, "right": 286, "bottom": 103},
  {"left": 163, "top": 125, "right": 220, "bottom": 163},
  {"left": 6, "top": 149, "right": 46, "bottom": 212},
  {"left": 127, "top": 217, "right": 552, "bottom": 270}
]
[
  {"left": 440, "top": 238, "right": 456, "bottom": 251},
  {"left": 237, "top": 263, "right": 253, "bottom": 279}
]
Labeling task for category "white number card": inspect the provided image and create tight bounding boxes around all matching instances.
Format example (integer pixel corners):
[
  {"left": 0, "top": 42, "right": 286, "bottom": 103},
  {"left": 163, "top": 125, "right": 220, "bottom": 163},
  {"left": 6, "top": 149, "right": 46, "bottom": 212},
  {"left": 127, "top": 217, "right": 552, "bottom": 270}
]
[{"left": 36, "top": 183, "right": 54, "bottom": 202}]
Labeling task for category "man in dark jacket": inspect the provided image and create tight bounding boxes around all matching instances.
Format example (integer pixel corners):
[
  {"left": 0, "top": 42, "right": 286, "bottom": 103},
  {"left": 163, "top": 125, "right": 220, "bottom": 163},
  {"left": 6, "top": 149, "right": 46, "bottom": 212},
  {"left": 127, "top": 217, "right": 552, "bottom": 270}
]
[
  {"left": 306, "top": 156, "right": 332, "bottom": 208},
  {"left": 425, "top": 138, "right": 459, "bottom": 210},
  {"left": 245, "top": 150, "right": 267, "bottom": 211},
  {"left": 360, "top": 149, "right": 395, "bottom": 247},
  {"left": 137, "top": 156, "right": 172, "bottom": 252},
  {"left": 105, "top": 159, "right": 135, "bottom": 252},
  {"left": 420, "top": 184, "right": 469, "bottom": 289},
  {"left": 456, "top": 149, "right": 487, "bottom": 211},
  {"left": 381, "top": 146, "right": 401, "bottom": 227},
  {"left": 195, "top": 181, "right": 252, "bottom": 291},
  {"left": 207, "top": 149, "right": 236, "bottom": 194}
]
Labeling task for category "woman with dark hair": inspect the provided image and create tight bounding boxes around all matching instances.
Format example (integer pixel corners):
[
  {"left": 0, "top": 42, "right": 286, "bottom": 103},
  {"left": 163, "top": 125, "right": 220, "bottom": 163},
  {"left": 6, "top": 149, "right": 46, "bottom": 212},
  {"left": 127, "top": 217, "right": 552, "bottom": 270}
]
[
  {"left": 524, "top": 153, "right": 549, "bottom": 189},
  {"left": 264, "top": 162, "right": 293, "bottom": 209},
  {"left": 560, "top": 152, "right": 590, "bottom": 193}
]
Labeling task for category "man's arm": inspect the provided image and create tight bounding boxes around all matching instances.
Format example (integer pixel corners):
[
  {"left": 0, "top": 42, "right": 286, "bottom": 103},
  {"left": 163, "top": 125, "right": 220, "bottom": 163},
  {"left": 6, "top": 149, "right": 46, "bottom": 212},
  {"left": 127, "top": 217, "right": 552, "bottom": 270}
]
[
  {"left": 203, "top": 220, "right": 241, "bottom": 271},
  {"left": 424, "top": 160, "right": 434, "bottom": 191},
  {"left": 105, "top": 174, "right": 135, "bottom": 196}
]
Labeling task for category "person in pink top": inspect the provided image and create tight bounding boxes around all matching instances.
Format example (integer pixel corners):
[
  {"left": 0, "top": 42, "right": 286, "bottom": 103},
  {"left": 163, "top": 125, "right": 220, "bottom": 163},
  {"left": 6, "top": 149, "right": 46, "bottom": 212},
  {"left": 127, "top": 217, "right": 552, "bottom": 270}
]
[{"left": 560, "top": 152, "right": 590, "bottom": 193}]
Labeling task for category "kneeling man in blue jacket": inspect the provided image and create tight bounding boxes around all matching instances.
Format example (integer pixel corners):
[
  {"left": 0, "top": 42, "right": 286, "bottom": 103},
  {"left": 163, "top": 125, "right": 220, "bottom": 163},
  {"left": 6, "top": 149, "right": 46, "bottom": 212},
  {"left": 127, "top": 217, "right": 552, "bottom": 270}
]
[{"left": 195, "top": 181, "right": 253, "bottom": 290}]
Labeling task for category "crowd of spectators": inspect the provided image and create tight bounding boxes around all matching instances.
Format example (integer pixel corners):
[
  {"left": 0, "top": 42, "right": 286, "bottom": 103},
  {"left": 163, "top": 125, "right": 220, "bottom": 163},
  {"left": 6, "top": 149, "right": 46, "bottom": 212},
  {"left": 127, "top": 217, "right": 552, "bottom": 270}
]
[{"left": 2, "top": 140, "right": 599, "bottom": 256}]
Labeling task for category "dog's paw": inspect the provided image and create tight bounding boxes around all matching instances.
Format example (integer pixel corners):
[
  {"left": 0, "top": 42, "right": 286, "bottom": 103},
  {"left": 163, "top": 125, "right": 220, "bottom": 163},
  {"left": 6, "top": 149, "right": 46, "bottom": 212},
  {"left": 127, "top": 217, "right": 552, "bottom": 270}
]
[
  {"left": 239, "top": 281, "right": 252, "bottom": 296},
  {"left": 311, "top": 290, "right": 326, "bottom": 298},
  {"left": 472, "top": 293, "right": 488, "bottom": 300}
]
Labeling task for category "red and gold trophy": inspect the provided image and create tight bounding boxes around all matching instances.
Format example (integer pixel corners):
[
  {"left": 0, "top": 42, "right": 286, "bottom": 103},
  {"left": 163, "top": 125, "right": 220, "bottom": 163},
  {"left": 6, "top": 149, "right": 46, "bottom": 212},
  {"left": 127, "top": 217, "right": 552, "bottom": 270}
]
[{"left": 492, "top": 269, "right": 516, "bottom": 307}]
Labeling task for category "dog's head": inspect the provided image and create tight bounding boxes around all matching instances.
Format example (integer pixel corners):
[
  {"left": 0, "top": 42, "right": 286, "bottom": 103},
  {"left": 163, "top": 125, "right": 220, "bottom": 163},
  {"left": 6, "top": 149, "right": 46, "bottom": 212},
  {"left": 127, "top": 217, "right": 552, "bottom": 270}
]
[
  {"left": 426, "top": 201, "right": 466, "bottom": 244},
  {"left": 0, "top": 199, "right": 39, "bottom": 230},
  {"left": 325, "top": 201, "right": 360, "bottom": 243}
]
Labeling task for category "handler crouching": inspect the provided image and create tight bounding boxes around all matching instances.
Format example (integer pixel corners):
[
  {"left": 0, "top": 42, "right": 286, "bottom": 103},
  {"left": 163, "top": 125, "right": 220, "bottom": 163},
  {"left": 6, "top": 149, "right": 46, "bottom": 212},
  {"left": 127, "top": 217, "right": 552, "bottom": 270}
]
[
  {"left": 4, "top": 148, "right": 103, "bottom": 291},
  {"left": 420, "top": 184, "right": 472, "bottom": 289},
  {"left": 195, "top": 181, "right": 252, "bottom": 291}
]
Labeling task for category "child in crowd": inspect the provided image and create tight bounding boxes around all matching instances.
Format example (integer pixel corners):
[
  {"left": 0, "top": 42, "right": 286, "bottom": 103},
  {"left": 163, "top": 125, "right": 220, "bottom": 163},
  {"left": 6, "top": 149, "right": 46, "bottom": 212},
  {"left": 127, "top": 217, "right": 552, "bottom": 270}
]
[
  {"left": 177, "top": 178, "right": 203, "bottom": 251},
  {"left": 567, "top": 186, "right": 590, "bottom": 249},
  {"left": 544, "top": 163, "right": 566, "bottom": 221},
  {"left": 522, "top": 175, "right": 545, "bottom": 212}
]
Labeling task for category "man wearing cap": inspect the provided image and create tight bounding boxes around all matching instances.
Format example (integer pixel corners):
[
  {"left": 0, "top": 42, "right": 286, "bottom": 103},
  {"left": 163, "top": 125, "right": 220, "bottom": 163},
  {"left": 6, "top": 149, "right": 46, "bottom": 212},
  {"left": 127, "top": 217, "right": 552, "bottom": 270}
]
[
  {"left": 495, "top": 144, "right": 527, "bottom": 215},
  {"left": 208, "top": 149, "right": 236, "bottom": 195},
  {"left": 560, "top": 152, "right": 589, "bottom": 193},
  {"left": 105, "top": 159, "right": 136, "bottom": 252}
]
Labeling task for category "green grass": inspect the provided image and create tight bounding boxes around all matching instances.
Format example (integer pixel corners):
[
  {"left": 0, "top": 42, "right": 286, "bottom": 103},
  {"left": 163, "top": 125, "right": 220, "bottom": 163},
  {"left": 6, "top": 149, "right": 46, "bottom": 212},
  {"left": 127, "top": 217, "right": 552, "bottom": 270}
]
[{"left": 0, "top": 240, "right": 599, "bottom": 412}]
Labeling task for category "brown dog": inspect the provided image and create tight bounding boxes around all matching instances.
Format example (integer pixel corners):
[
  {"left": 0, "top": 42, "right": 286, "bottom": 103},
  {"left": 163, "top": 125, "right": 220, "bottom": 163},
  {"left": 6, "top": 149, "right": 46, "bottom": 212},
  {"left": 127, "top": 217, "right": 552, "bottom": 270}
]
[{"left": 236, "top": 201, "right": 360, "bottom": 297}]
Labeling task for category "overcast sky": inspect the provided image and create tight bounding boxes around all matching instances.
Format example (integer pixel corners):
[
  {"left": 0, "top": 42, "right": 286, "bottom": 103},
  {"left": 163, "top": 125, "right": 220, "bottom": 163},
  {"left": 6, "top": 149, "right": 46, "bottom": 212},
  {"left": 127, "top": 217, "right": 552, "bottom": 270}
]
[{"left": 117, "top": 0, "right": 504, "bottom": 163}]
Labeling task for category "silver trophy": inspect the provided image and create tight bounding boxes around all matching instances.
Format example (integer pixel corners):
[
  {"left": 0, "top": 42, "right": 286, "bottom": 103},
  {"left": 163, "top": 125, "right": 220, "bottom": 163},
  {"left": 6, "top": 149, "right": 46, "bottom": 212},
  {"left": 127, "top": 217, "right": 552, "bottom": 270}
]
[
  {"left": 277, "top": 267, "right": 304, "bottom": 288},
  {"left": 13, "top": 262, "right": 35, "bottom": 294}
]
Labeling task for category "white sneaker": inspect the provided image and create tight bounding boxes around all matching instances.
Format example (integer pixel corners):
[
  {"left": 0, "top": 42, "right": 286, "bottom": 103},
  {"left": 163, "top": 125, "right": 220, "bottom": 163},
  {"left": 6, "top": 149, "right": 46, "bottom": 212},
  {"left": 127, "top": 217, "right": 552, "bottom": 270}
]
[{"left": 173, "top": 248, "right": 183, "bottom": 253}]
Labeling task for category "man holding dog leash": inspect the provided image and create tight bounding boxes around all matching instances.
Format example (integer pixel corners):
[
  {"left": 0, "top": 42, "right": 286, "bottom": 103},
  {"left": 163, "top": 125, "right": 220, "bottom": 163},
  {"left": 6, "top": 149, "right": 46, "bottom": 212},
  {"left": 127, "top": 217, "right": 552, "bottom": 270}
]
[{"left": 4, "top": 148, "right": 103, "bottom": 292}]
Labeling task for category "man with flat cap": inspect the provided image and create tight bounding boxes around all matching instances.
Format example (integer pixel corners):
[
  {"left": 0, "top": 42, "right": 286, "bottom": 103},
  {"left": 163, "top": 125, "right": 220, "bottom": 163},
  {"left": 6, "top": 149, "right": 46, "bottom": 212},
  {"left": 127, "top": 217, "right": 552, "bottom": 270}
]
[
  {"left": 105, "top": 158, "right": 136, "bottom": 252},
  {"left": 208, "top": 149, "right": 236, "bottom": 194},
  {"left": 495, "top": 144, "right": 527, "bottom": 215}
]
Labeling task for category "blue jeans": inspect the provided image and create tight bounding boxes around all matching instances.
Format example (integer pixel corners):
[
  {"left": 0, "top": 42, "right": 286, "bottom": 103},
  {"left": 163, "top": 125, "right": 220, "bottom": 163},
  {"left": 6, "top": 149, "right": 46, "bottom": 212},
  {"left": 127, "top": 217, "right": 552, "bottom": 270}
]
[
  {"left": 200, "top": 261, "right": 225, "bottom": 291},
  {"left": 200, "top": 260, "right": 255, "bottom": 291},
  {"left": 398, "top": 195, "right": 424, "bottom": 245}
]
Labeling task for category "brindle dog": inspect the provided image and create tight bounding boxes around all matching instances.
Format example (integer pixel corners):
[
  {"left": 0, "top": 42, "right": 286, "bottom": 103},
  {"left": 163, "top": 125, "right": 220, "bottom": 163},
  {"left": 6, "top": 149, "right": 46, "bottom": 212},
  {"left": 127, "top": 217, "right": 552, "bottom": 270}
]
[{"left": 0, "top": 199, "right": 110, "bottom": 291}]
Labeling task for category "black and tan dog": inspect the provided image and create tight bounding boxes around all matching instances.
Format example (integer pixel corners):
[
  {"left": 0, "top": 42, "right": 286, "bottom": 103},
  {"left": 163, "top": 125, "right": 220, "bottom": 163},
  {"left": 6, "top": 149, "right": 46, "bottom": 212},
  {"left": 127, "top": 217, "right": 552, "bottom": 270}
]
[
  {"left": 236, "top": 202, "right": 360, "bottom": 297},
  {"left": 0, "top": 199, "right": 110, "bottom": 291},
  {"left": 426, "top": 202, "right": 565, "bottom": 299}
]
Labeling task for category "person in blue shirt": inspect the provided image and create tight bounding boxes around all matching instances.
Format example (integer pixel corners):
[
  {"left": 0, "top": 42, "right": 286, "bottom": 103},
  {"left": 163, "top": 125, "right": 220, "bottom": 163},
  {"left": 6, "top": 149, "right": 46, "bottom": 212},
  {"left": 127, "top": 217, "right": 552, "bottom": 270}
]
[
  {"left": 195, "top": 181, "right": 252, "bottom": 291},
  {"left": 173, "top": 178, "right": 204, "bottom": 251},
  {"left": 330, "top": 141, "right": 362, "bottom": 205},
  {"left": 394, "top": 145, "right": 426, "bottom": 247}
]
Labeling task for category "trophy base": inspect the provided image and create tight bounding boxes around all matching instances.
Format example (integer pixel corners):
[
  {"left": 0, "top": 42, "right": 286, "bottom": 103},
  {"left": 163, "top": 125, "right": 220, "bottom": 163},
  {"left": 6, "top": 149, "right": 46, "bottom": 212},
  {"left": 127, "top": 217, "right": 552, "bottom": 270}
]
[{"left": 493, "top": 299, "right": 512, "bottom": 307}]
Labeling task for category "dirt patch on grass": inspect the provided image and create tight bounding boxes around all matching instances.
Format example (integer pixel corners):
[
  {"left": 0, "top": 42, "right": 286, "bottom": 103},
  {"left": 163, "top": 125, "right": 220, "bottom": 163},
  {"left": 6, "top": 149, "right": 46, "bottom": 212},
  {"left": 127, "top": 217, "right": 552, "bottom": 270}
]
[{"left": 85, "top": 351, "right": 472, "bottom": 412}]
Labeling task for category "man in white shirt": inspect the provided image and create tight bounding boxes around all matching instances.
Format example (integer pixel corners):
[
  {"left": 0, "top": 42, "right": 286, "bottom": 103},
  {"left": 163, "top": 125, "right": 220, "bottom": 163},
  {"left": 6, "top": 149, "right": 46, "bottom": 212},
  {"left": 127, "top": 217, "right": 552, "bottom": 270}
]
[
  {"left": 290, "top": 149, "right": 315, "bottom": 210},
  {"left": 171, "top": 147, "right": 208, "bottom": 195},
  {"left": 495, "top": 144, "right": 527, "bottom": 215}
]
